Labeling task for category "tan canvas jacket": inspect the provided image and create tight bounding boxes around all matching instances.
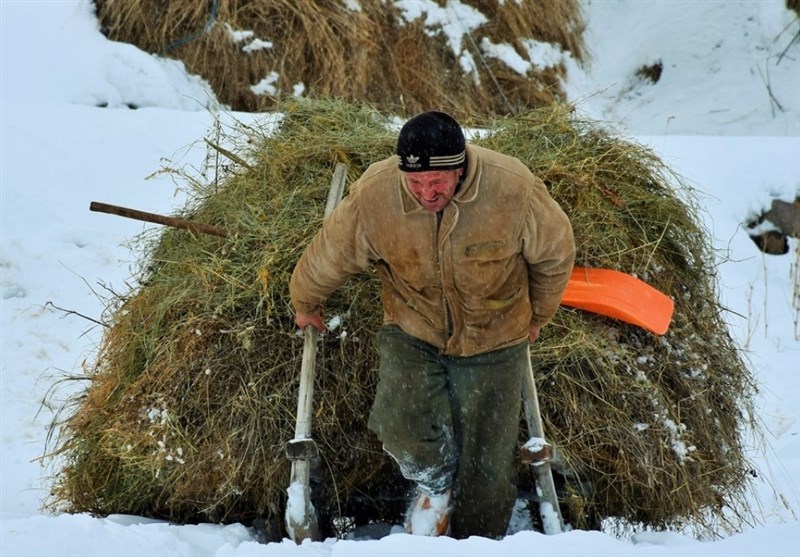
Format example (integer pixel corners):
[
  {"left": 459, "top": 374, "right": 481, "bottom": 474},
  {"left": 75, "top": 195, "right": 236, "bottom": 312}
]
[{"left": 290, "top": 144, "right": 575, "bottom": 357}]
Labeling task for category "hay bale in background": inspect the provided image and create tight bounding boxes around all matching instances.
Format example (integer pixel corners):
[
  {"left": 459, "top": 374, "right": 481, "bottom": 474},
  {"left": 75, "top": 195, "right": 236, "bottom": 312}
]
[
  {"left": 91, "top": 0, "right": 585, "bottom": 118},
  {"left": 46, "top": 99, "right": 758, "bottom": 539}
]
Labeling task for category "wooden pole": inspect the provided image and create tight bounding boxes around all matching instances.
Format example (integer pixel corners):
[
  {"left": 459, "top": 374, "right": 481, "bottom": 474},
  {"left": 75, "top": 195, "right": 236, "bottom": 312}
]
[
  {"left": 89, "top": 201, "right": 229, "bottom": 238},
  {"left": 286, "top": 163, "right": 348, "bottom": 543},
  {"left": 522, "top": 352, "right": 565, "bottom": 534}
]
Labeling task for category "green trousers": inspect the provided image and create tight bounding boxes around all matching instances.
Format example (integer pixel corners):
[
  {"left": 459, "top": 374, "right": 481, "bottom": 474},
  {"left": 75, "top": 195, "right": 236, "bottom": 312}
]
[{"left": 368, "top": 325, "right": 525, "bottom": 539}]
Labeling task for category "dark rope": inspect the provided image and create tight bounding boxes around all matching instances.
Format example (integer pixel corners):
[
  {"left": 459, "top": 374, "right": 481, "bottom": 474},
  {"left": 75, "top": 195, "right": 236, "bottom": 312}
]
[{"left": 164, "top": 0, "right": 219, "bottom": 54}]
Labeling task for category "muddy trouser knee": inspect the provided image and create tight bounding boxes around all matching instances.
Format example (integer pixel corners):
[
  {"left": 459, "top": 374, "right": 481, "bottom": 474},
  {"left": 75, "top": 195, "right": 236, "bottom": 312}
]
[
  {"left": 368, "top": 325, "right": 525, "bottom": 538},
  {"left": 367, "top": 325, "right": 458, "bottom": 495}
]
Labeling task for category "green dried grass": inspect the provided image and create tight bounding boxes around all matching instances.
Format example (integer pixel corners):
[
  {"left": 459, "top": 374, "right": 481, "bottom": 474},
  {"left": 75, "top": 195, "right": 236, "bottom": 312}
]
[
  {"left": 92, "top": 0, "right": 585, "bottom": 118},
  {"left": 46, "top": 99, "right": 758, "bottom": 538}
]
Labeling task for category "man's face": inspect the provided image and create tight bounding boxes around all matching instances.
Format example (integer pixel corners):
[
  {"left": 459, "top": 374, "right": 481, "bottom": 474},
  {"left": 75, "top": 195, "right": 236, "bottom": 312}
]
[{"left": 404, "top": 168, "right": 463, "bottom": 213}]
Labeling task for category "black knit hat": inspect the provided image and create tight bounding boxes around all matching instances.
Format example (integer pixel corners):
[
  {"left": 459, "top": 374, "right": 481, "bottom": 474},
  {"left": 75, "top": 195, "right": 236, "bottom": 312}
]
[{"left": 396, "top": 111, "right": 466, "bottom": 172}]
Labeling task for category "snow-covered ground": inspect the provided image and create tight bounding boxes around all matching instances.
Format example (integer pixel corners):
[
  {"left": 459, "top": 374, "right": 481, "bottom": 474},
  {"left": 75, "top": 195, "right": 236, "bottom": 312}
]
[{"left": 1, "top": 1, "right": 798, "bottom": 555}]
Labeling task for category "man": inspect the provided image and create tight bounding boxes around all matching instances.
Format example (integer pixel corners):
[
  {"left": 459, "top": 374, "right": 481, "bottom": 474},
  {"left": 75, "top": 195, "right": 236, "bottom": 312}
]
[{"left": 289, "top": 111, "right": 575, "bottom": 539}]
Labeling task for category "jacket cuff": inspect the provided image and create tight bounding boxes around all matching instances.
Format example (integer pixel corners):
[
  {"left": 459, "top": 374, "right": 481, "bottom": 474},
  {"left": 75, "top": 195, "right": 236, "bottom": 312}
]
[{"left": 293, "top": 300, "right": 323, "bottom": 316}]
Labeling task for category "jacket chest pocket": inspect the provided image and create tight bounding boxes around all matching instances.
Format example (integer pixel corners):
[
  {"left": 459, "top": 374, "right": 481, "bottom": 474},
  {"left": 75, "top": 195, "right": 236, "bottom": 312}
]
[
  {"left": 454, "top": 238, "right": 522, "bottom": 301},
  {"left": 464, "top": 240, "right": 506, "bottom": 257}
]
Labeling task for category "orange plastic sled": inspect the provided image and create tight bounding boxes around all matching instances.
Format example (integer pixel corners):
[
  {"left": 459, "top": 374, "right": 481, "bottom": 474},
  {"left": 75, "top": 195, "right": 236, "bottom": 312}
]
[{"left": 561, "top": 267, "right": 674, "bottom": 335}]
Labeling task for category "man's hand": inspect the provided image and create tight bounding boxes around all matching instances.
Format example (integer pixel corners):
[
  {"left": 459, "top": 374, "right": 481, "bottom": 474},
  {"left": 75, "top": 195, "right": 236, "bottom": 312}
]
[
  {"left": 529, "top": 324, "right": 542, "bottom": 343},
  {"left": 296, "top": 311, "right": 327, "bottom": 333}
]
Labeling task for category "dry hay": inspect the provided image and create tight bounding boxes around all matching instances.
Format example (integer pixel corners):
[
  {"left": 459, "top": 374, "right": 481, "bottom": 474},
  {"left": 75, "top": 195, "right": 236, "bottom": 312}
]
[
  {"left": 91, "top": 0, "right": 585, "bottom": 118},
  {"left": 45, "top": 99, "right": 759, "bottom": 539}
]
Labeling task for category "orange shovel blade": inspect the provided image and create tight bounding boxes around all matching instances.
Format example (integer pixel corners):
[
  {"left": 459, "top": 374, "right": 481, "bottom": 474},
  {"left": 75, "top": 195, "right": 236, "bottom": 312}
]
[{"left": 561, "top": 267, "right": 674, "bottom": 335}]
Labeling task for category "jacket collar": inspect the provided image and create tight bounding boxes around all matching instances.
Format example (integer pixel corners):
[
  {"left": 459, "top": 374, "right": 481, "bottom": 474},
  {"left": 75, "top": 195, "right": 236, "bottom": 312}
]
[{"left": 398, "top": 144, "right": 482, "bottom": 215}]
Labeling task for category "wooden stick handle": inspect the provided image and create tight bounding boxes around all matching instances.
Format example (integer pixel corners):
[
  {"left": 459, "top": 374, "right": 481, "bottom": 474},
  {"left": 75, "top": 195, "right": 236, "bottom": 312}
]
[
  {"left": 89, "top": 201, "right": 229, "bottom": 238},
  {"left": 287, "top": 163, "right": 348, "bottom": 543},
  {"left": 522, "top": 352, "right": 565, "bottom": 534}
]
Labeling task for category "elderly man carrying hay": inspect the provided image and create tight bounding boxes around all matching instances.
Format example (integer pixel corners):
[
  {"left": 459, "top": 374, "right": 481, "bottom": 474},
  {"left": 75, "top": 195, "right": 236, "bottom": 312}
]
[{"left": 290, "top": 111, "right": 576, "bottom": 539}]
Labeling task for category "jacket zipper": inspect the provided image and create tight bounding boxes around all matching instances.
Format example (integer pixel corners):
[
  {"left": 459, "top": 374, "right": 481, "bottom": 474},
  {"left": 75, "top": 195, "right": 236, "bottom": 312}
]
[{"left": 436, "top": 211, "right": 453, "bottom": 340}]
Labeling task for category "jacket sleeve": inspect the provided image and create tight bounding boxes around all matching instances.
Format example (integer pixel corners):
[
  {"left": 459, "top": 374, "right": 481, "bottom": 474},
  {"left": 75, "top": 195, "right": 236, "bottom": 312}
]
[
  {"left": 522, "top": 177, "right": 576, "bottom": 327},
  {"left": 289, "top": 188, "right": 377, "bottom": 316}
]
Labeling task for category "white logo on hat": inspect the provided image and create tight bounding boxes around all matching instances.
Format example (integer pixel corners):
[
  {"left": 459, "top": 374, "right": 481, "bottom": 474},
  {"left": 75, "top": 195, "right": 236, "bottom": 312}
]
[{"left": 405, "top": 154, "right": 421, "bottom": 168}]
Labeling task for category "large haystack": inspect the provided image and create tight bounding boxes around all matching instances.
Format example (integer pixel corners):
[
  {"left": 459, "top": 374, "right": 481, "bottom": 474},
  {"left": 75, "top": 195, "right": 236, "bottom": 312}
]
[
  {"left": 92, "top": 0, "right": 585, "bottom": 118},
  {"left": 46, "top": 100, "right": 758, "bottom": 540}
]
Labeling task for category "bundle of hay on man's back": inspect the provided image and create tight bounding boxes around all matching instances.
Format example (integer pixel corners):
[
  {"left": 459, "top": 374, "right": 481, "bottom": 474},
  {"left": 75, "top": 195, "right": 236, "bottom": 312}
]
[
  {"left": 46, "top": 100, "right": 758, "bottom": 539},
  {"left": 91, "top": 0, "right": 585, "bottom": 118}
]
